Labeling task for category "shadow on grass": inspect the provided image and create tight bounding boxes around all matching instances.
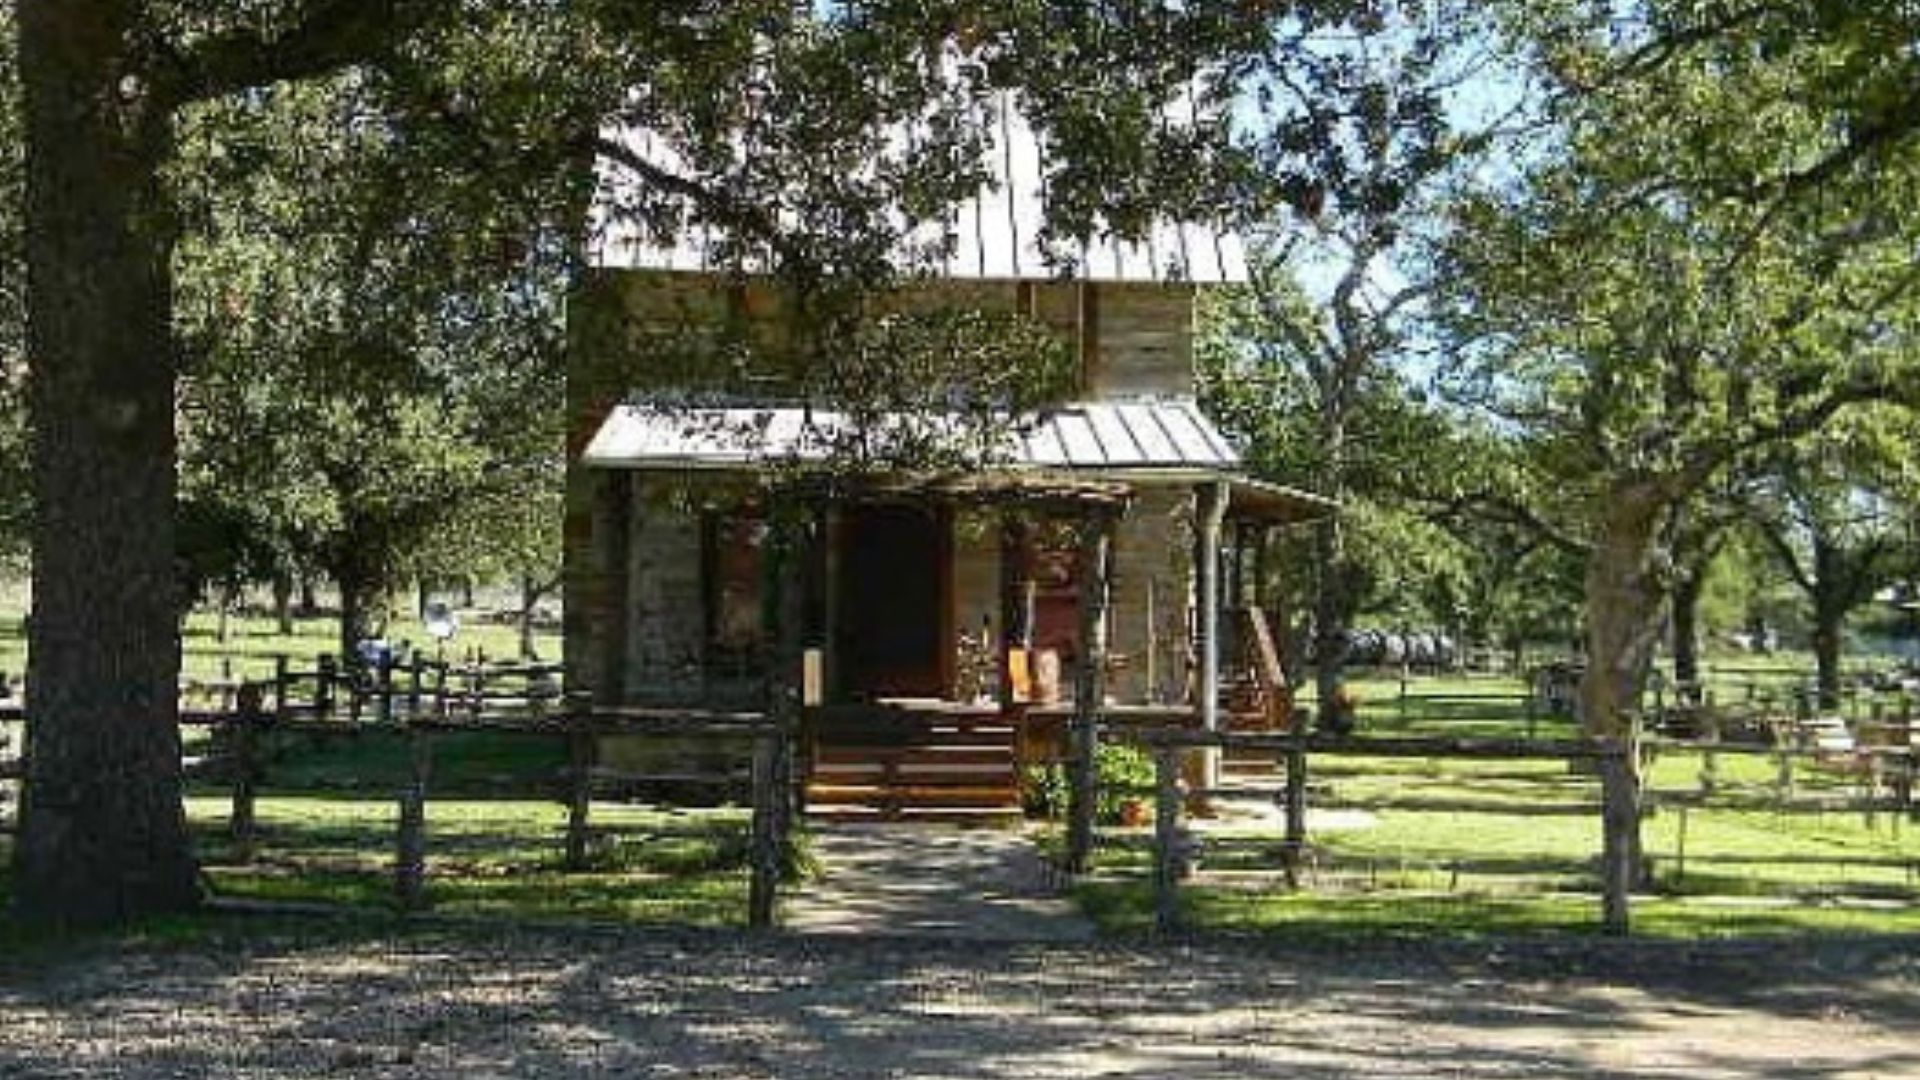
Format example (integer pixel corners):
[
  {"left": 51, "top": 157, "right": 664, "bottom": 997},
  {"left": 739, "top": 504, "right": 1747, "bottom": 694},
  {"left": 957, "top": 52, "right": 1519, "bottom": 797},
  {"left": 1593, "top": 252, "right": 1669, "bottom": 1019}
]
[
  {"left": 185, "top": 729, "right": 570, "bottom": 795},
  {"left": 185, "top": 797, "right": 756, "bottom": 929},
  {"left": 1079, "top": 878, "right": 1920, "bottom": 941}
]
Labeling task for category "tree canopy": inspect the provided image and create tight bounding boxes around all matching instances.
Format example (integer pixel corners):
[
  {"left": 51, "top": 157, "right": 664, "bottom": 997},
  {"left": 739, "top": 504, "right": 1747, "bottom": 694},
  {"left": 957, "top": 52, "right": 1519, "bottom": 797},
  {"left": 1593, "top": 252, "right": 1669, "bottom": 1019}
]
[{"left": 6, "top": 0, "right": 1311, "bottom": 925}]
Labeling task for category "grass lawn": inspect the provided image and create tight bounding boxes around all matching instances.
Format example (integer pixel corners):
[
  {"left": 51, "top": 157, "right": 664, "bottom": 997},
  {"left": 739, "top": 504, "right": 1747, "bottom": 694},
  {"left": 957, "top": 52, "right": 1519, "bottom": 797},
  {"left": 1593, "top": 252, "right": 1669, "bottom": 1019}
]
[
  {"left": 187, "top": 795, "right": 757, "bottom": 927},
  {"left": 1072, "top": 664, "right": 1920, "bottom": 940},
  {"left": 0, "top": 603, "right": 562, "bottom": 687}
]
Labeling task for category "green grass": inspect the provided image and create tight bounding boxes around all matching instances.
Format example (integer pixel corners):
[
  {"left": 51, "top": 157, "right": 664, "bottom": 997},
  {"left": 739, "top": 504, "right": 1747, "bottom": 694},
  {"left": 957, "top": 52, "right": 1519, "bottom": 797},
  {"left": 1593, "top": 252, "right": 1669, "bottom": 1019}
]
[
  {"left": 0, "top": 604, "right": 562, "bottom": 687},
  {"left": 1070, "top": 674, "right": 1920, "bottom": 940},
  {"left": 220, "top": 729, "right": 571, "bottom": 794},
  {"left": 1076, "top": 883, "right": 1920, "bottom": 939},
  {"left": 187, "top": 796, "right": 760, "bottom": 927}
]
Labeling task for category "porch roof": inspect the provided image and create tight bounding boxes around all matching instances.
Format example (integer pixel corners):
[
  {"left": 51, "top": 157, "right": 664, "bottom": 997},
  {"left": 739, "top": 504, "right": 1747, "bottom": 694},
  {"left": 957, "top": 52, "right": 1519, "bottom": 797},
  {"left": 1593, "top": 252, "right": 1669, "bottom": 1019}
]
[
  {"left": 1227, "top": 476, "right": 1338, "bottom": 525},
  {"left": 579, "top": 399, "right": 1242, "bottom": 474}
]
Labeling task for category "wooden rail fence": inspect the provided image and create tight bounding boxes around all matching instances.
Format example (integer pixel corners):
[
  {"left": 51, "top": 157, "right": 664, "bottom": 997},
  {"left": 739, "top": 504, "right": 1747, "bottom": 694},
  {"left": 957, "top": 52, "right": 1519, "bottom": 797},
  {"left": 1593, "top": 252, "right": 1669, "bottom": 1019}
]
[
  {"left": 1106, "top": 728, "right": 1916, "bottom": 938},
  {"left": 0, "top": 655, "right": 800, "bottom": 929}
]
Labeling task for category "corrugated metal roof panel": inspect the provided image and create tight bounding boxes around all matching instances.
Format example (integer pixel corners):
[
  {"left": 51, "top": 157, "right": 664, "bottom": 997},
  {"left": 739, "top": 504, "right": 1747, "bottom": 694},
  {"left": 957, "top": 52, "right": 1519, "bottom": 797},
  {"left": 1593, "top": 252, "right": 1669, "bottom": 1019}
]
[
  {"left": 1051, "top": 410, "right": 1106, "bottom": 465},
  {"left": 589, "top": 89, "right": 1249, "bottom": 285},
  {"left": 1156, "top": 402, "right": 1221, "bottom": 464},
  {"left": 1083, "top": 405, "right": 1142, "bottom": 465},
  {"left": 582, "top": 399, "right": 1242, "bottom": 473},
  {"left": 1112, "top": 401, "right": 1177, "bottom": 463},
  {"left": 1021, "top": 418, "right": 1071, "bottom": 467}
]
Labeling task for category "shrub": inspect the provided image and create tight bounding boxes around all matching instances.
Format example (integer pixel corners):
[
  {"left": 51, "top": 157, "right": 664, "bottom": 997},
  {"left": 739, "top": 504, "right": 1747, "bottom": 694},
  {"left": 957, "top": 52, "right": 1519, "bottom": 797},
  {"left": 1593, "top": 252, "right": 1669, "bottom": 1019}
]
[{"left": 1020, "top": 743, "right": 1157, "bottom": 825}]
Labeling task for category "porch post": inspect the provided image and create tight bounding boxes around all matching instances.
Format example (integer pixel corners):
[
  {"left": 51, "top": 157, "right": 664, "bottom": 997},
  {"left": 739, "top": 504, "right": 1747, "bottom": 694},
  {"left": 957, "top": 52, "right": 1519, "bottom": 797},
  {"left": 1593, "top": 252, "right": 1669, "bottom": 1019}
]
[
  {"left": 1066, "top": 503, "right": 1118, "bottom": 876},
  {"left": 820, "top": 503, "right": 842, "bottom": 700},
  {"left": 1195, "top": 480, "right": 1230, "bottom": 792},
  {"left": 760, "top": 490, "right": 808, "bottom": 905},
  {"left": 1253, "top": 523, "right": 1272, "bottom": 610},
  {"left": 998, "top": 509, "right": 1031, "bottom": 714}
]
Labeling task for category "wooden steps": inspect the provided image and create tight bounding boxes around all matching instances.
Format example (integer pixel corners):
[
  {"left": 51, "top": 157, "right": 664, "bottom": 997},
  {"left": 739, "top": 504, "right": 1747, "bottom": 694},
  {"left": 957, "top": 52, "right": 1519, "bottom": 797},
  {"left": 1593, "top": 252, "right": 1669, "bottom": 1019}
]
[{"left": 805, "top": 712, "right": 1022, "bottom": 823}]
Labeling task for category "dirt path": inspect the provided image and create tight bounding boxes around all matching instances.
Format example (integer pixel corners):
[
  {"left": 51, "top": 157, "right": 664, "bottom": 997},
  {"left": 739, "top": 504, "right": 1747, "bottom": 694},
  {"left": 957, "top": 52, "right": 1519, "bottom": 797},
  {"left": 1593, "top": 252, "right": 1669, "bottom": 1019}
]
[
  {"left": 782, "top": 823, "right": 1094, "bottom": 941},
  {"left": 2, "top": 925, "right": 1916, "bottom": 1077}
]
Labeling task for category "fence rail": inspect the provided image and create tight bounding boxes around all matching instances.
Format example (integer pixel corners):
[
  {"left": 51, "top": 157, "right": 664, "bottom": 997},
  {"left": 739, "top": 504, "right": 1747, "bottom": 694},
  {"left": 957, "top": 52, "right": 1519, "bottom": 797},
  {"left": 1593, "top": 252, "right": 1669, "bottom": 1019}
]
[
  {"left": 0, "top": 655, "right": 799, "bottom": 928},
  {"left": 1102, "top": 725, "right": 1916, "bottom": 938}
]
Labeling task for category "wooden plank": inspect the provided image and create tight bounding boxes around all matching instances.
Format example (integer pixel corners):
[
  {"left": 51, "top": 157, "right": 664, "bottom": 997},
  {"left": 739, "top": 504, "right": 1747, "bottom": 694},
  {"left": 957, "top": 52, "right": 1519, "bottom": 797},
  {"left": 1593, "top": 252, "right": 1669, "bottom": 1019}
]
[
  {"left": 1153, "top": 746, "right": 1182, "bottom": 935},
  {"left": 1283, "top": 743, "right": 1307, "bottom": 886},
  {"left": 748, "top": 733, "right": 779, "bottom": 930},
  {"left": 1066, "top": 510, "right": 1116, "bottom": 876},
  {"left": 393, "top": 728, "right": 432, "bottom": 913},
  {"left": 229, "top": 684, "right": 262, "bottom": 863},
  {"left": 1135, "top": 730, "right": 1618, "bottom": 760},
  {"left": 564, "top": 719, "right": 594, "bottom": 871}
]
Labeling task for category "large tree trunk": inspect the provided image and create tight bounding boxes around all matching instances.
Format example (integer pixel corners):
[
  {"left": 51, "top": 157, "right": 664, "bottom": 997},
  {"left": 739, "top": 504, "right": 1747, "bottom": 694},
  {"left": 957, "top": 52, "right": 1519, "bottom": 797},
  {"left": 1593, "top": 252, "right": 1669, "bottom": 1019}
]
[
  {"left": 1809, "top": 538, "right": 1844, "bottom": 711},
  {"left": 1811, "top": 596, "right": 1845, "bottom": 713},
  {"left": 1579, "top": 490, "right": 1667, "bottom": 738},
  {"left": 273, "top": 574, "right": 295, "bottom": 636},
  {"left": 1311, "top": 515, "right": 1351, "bottom": 729},
  {"left": 518, "top": 574, "right": 540, "bottom": 661},
  {"left": 335, "top": 565, "right": 381, "bottom": 663},
  {"left": 1311, "top": 387, "right": 1352, "bottom": 731},
  {"left": 13, "top": 3, "right": 199, "bottom": 923},
  {"left": 1670, "top": 567, "right": 1704, "bottom": 699},
  {"left": 1578, "top": 487, "right": 1665, "bottom": 891}
]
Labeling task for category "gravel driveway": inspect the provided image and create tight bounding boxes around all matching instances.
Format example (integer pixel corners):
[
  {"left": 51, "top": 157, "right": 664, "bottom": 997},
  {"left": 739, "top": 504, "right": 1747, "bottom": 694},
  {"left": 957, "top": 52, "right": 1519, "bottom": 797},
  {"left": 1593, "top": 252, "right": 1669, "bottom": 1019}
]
[{"left": 3, "top": 923, "right": 1917, "bottom": 1078}]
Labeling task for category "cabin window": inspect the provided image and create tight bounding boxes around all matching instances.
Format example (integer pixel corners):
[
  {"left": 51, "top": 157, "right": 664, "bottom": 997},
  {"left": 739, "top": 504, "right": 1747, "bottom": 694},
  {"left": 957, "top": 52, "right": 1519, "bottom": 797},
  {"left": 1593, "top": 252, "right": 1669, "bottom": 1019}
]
[{"left": 703, "top": 508, "right": 766, "bottom": 667}]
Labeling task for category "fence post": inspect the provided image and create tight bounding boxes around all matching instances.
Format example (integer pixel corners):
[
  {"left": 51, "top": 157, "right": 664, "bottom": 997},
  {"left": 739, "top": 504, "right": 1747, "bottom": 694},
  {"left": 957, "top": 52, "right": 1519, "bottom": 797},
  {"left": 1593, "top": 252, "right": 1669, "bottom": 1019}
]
[
  {"left": 1153, "top": 744, "right": 1183, "bottom": 934},
  {"left": 272, "top": 654, "right": 289, "bottom": 719},
  {"left": 1700, "top": 709, "right": 1720, "bottom": 796},
  {"left": 1065, "top": 508, "right": 1115, "bottom": 876},
  {"left": 564, "top": 710, "right": 594, "bottom": 871},
  {"left": 748, "top": 729, "right": 779, "bottom": 930},
  {"left": 1775, "top": 720, "right": 1796, "bottom": 801},
  {"left": 1283, "top": 736, "right": 1308, "bottom": 888},
  {"left": 468, "top": 656, "right": 484, "bottom": 720},
  {"left": 1599, "top": 737, "right": 1636, "bottom": 936},
  {"left": 395, "top": 724, "right": 432, "bottom": 911},
  {"left": 408, "top": 652, "right": 425, "bottom": 715},
  {"left": 229, "top": 682, "right": 262, "bottom": 863},
  {"left": 1899, "top": 749, "right": 1916, "bottom": 825},
  {"left": 376, "top": 652, "right": 395, "bottom": 725},
  {"left": 1866, "top": 750, "right": 1884, "bottom": 832},
  {"left": 316, "top": 653, "right": 336, "bottom": 718}
]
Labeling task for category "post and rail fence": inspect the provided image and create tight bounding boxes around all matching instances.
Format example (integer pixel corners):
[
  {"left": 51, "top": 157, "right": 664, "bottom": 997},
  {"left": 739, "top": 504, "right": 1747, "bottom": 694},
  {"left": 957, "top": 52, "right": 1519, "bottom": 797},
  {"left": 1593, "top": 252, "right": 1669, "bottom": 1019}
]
[{"left": 0, "top": 652, "right": 800, "bottom": 929}]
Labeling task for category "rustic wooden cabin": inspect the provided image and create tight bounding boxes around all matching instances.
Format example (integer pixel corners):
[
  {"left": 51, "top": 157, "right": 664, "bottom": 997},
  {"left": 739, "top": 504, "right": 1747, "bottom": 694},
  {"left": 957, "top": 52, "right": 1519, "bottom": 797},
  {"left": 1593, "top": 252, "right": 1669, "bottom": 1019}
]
[{"left": 566, "top": 104, "right": 1332, "bottom": 820}]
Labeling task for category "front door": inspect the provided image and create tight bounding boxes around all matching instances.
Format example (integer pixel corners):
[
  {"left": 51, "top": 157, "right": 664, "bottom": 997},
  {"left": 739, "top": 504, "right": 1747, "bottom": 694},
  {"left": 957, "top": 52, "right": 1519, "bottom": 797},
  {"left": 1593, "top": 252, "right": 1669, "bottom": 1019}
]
[{"left": 837, "top": 504, "right": 949, "bottom": 698}]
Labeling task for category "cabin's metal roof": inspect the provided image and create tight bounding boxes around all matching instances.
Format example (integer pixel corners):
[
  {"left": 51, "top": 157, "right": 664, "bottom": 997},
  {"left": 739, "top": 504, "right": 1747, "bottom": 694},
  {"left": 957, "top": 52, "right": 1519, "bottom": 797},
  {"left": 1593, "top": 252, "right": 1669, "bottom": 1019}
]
[
  {"left": 581, "top": 399, "right": 1243, "bottom": 473},
  {"left": 589, "top": 93, "right": 1249, "bottom": 285}
]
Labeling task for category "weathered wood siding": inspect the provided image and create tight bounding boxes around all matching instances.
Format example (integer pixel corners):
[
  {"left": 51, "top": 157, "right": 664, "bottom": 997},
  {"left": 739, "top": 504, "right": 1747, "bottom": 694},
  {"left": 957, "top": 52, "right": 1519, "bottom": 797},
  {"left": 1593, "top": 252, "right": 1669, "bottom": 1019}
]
[
  {"left": 565, "top": 269, "right": 1207, "bottom": 705},
  {"left": 568, "top": 268, "right": 1196, "bottom": 405},
  {"left": 1107, "top": 487, "right": 1195, "bottom": 704},
  {"left": 1087, "top": 282, "right": 1197, "bottom": 399}
]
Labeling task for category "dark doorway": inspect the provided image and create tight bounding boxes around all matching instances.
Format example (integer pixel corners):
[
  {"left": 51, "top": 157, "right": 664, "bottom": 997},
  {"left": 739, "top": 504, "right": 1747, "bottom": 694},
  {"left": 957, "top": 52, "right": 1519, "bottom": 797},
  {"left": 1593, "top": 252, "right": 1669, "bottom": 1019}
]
[{"left": 837, "top": 504, "right": 950, "bottom": 698}]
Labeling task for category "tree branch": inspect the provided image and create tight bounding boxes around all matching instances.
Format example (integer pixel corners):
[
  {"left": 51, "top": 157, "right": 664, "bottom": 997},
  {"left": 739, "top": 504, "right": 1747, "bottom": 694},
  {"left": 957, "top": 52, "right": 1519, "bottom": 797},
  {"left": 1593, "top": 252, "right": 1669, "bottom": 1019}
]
[
  {"left": 591, "top": 135, "right": 809, "bottom": 271},
  {"left": 1421, "top": 487, "right": 1592, "bottom": 560},
  {"left": 1750, "top": 511, "right": 1815, "bottom": 594},
  {"left": 157, "top": 0, "right": 444, "bottom": 107}
]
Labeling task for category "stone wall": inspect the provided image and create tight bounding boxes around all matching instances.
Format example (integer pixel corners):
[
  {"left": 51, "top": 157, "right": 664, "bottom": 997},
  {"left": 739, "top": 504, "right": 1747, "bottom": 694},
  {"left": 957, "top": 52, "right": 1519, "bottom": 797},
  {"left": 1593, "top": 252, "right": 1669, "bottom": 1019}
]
[{"left": 622, "top": 478, "right": 712, "bottom": 703}]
